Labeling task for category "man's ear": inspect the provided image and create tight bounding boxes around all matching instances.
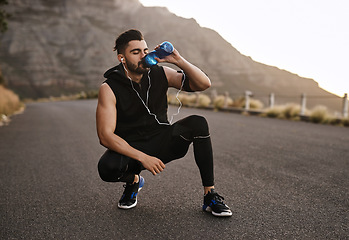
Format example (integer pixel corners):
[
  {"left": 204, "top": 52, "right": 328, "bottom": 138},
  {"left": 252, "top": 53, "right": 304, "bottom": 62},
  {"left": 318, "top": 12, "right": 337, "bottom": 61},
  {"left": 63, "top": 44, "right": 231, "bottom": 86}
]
[{"left": 118, "top": 54, "right": 125, "bottom": 63}]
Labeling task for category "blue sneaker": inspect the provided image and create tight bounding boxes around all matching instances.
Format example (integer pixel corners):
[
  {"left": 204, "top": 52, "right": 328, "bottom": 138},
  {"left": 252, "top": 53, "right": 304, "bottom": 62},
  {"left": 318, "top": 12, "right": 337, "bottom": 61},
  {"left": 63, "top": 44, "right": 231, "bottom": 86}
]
[
  {"left": 203, "top": 189, "right": 232, "bottom": 217},
  {"left": 118, "top": 176, "right": 145, "bottom": 209}
]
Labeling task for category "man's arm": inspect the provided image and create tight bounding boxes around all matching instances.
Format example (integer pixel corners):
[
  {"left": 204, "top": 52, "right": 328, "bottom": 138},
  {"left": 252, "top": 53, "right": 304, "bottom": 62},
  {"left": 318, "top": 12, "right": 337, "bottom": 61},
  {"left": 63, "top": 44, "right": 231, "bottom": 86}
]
[
  {"left": 96, "top": 83, "right": 165, "bottom": 175},
  {"left": 156, "top": 48, "right": 211, "bottom": 91}
]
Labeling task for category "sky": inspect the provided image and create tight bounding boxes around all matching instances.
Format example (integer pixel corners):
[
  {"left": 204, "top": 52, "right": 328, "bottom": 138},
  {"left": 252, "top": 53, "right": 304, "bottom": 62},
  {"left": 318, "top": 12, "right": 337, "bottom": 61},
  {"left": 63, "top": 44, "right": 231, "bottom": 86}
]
[{"left": 139, "top": 0, "right": 349, "bottom": 97}]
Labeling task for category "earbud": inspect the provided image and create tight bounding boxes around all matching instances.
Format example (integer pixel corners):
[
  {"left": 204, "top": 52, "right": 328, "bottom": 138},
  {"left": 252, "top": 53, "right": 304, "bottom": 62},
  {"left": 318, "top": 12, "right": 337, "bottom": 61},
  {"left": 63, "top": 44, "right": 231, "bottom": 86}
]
[{"left": 121, "top": 57, "right": 124, "bottom": 62}]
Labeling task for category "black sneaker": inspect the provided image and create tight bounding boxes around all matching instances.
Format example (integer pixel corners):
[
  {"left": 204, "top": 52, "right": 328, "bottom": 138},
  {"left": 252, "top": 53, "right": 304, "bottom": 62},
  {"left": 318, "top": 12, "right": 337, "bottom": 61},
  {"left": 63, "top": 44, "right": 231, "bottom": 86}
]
[
  {"left": 203, "top": 189, "right": 232, "bottom": 217},
  {"left": 118, "top": 176, "right": 145, "bottom": 209}
]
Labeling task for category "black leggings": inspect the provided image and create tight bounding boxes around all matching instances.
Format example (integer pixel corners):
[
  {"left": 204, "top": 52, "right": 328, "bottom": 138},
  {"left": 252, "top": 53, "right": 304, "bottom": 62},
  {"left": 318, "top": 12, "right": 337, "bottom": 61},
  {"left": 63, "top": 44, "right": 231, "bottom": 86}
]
[{"left": 97, "top": 115, "right": 214, "bottom": 186}]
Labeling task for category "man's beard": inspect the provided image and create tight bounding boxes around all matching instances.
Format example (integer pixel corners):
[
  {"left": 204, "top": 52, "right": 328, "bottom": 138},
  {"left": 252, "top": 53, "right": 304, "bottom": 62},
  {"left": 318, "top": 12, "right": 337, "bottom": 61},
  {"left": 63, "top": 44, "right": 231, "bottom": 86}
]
[{"left": 126, "top": 60, "right": 149, "bottom": 74}]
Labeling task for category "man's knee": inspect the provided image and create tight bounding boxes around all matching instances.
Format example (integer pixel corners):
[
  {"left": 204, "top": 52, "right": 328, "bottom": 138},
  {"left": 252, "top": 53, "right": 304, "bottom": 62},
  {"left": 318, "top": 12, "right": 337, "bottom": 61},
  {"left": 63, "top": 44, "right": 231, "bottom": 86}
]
[
  {"left": 174, "top": 115, "right": 210, "bottom": 141},
  {"left": 97, "top": 150, "right": 128, "bottom": 182},
  {"left": 187, "top": 115, "right": 209, "bottom": 136}
]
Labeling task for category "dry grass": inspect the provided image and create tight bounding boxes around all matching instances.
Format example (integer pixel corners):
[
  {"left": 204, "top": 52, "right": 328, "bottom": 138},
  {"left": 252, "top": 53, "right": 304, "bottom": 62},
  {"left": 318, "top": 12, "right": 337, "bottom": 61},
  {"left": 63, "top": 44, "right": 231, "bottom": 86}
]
[
  {"left": 169, "top": 93, "right": 212, "bottom": 107},
  {"left": 213, "top": 95, "right": 233, "bottom": 109},
  {"left": 281, "top": 103, "right": 301, "bottom": 120},
  {"left": 0, "top": 85, "right": 23, "bottom": 116},
  {"left": 232, "top": 97, "right": 264, "bottom": 110},
  {"left": 197, "top": 94, "right": 211, "bottom": 107},
  {"left": 262, "top": 103, "right": 303, "bottom": 120},
  {"left": 343, "top": 118, "right": 349, "bottom": 127},
  {"left": 167, "top": 92, "right": 348, "bottom": 127},
  {"left": 177, "top": 93, "right": 197, "bottom": 106},
  {"left": 263, "top": 105, "right": 286, "bottom": 118},
  {"left": 249, "top": 98, "right": 264, "bottom": 110},
  {"left": 309, "top": 105, "right": 332, "bottom": 124}
]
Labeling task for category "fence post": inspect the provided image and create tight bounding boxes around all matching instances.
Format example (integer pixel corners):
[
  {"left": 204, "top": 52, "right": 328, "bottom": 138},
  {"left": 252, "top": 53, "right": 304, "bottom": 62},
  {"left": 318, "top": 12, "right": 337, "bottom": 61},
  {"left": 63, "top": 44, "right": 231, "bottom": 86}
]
[
  {"left": 269, "top": 93, "right": 275, "bottom": 108},
  {"left": 195, "top": 92, "right": 200, "bottom": 107},
  {"left": 245, "top": 91, "right": 252, "bottom": 111},
  {"left": 300, "top": 93, "right": 306, "bottom": 116},
  {"left": 211, "top": 89, "right": 217, "bottom": 102},
  {"left": 223, "top": 91, "right": 229, "bottom": 109},
  {"left": 343, "top": 93, "right": 348, "bottom": 118}
]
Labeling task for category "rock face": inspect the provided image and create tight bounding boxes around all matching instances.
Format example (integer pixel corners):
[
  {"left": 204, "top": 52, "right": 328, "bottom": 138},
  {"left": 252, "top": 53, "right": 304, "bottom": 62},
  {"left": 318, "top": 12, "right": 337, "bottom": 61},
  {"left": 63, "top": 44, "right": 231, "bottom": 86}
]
[{"left": 0, "top": 0, "right": 342, "bottom": 112}]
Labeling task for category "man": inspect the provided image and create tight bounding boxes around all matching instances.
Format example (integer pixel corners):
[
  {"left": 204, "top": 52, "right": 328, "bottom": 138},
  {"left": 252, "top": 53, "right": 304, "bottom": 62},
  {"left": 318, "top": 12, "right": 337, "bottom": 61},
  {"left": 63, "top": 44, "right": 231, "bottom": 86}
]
[{"left": 96, "top": 29, "right": 232, "bottom": 217}]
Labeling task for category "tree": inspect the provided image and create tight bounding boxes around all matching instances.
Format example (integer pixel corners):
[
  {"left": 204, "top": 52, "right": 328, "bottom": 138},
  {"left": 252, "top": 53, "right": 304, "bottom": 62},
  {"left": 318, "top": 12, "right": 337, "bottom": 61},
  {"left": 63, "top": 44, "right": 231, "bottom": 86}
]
[
  {"left": 0, "top": 0, "right": 9, "bottom": 33},
  {"left": 0, "top": 0, "right": 8, "bottom": 85}
]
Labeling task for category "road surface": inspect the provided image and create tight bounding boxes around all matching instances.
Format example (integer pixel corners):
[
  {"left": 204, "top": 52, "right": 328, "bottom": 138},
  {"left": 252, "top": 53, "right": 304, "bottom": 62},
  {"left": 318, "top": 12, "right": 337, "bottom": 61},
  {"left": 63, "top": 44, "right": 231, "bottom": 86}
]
[{"left": 1, "top": 100, "right": 348, "bottom": 239}]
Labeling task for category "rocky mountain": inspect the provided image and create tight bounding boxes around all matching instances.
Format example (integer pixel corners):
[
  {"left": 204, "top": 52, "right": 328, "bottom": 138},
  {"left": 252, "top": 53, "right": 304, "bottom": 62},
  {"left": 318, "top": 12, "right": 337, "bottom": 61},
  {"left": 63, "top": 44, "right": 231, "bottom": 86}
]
[{"left": 0, "top": 0, "right": 342, "bottom": 112}]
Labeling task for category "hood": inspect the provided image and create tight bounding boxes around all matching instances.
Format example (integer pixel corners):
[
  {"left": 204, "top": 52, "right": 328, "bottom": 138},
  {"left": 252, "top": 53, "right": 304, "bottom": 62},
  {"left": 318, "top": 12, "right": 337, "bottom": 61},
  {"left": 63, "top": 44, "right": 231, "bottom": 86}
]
[
  {"left": 103, "top": 63, "right": 130, "bottom": 85},
  {"left": 104, "top": 63, "right": 161, "bottom": 86}
]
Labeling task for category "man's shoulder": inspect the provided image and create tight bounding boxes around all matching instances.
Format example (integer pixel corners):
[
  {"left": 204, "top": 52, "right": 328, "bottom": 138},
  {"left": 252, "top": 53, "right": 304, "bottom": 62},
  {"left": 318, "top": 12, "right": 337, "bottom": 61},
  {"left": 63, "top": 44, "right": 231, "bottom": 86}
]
[
  {"left": 149, "top": 65, "right": 169, "bottom": 83},
  {"left": 103, "top": 64, "right": 122, "bottom": 79},
  {"left": 99, "top": 83, "right": 114, "bottom": 97},
  {"left": 97, "top": 83, "right": 116, "bottom": 106}
]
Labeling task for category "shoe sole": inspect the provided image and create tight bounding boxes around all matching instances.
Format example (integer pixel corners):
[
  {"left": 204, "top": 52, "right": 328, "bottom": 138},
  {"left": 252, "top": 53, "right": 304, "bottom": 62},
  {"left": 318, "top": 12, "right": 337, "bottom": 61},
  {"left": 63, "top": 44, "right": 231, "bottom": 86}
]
[
  {"left": 118, "top": 177, "right": 144, "bottom": 210},
  {"left": 118, "top": 199, "right": 138, "bottom": 209},
  {"left": 203, "top": 206, "right": 233, "bottom": 217}
]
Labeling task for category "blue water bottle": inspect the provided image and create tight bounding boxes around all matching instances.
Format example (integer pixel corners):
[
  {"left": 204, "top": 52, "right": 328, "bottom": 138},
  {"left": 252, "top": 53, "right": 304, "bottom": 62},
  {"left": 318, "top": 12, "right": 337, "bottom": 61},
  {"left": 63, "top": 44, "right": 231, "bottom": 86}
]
[{"left": 142, "top": 41, "right": 174, "bottom": 67}]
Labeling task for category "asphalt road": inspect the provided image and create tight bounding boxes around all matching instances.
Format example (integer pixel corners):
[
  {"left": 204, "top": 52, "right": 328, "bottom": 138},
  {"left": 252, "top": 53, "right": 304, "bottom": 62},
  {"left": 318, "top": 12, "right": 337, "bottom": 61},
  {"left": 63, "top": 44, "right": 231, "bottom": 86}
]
[{"left": 1, "top": 100, "right": 348, "bottom": 240}]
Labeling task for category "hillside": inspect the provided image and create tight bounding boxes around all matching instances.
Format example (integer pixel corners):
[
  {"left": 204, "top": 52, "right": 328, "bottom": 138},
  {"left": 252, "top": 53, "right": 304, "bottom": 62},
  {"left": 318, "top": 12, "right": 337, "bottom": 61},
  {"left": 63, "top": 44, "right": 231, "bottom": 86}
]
[{"left": 0, "top": 0, "right": 342, "bottom": 112}]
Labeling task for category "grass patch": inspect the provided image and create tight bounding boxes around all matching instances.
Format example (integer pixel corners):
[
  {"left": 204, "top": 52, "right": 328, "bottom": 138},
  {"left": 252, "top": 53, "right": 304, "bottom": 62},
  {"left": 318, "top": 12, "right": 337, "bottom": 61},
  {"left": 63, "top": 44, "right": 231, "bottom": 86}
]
[
  {"left": 213, "top": 95, "right": 233, "bottom": 109},
  {"left": 309, "top": 105, "right": 331, "bottom": 124},
  {"left": 232, "top": 97, "right": 264, "bottom": 110},
  {"left": 168, "top": 93, "right": 349, "bottom": 127},
  {"left": 197, "top": 94, "right": 211, "bottom": 108},
  {"left": 177, "top": 93, "right": 197, "bottom": 106},
  {"left": 262, "top": 105, "right": 285, "bottom": 118},
  {"left": 262, "top": 104, "right": 301, "bottom": 120},
  {"left": 281, "top": 103, "right": 301, "bottom": 120},
  {"left": 342, "top": 118, "right": 349, "bottom": 127},
  {"left": 169, "top": 93, "right": 212, "bottom": 108},
  {"left": 0, "top": 85, "right": 23, "bottom": 116}
]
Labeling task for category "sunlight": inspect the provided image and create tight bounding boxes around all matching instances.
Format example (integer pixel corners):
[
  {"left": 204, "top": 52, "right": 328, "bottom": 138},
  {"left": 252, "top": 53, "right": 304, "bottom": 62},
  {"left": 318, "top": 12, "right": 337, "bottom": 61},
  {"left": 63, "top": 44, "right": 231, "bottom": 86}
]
[{"left": 139, "top": 0, "right": 349, "bottom": 96}]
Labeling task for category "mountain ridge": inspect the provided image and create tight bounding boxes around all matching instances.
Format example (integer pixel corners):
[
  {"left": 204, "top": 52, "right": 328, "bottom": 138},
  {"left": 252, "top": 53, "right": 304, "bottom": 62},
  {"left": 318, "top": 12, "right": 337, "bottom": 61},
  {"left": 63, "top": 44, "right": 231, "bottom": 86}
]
[{"left": 0, "top": 0, "right": 342, "bottom": 112}]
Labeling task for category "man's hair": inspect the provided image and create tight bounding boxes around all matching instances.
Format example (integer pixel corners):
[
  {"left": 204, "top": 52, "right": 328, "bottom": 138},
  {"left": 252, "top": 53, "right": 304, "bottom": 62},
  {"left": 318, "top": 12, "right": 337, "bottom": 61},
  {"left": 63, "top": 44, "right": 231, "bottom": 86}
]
[{"left": 113, "top": 29, "right": 144, "bottom": 54}]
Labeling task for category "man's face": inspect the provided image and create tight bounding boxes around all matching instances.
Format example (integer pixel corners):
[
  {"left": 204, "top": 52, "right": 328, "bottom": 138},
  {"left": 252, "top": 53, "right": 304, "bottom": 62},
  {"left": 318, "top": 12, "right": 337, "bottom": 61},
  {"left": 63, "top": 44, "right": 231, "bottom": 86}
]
[{"left": 123, "top": 40, "right": 149, "bottom": 74}]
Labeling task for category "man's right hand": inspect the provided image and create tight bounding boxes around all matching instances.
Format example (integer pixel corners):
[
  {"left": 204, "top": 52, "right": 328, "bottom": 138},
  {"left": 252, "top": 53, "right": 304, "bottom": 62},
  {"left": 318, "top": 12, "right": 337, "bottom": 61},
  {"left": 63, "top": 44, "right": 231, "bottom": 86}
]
[{"left": 140, "top": 154, "right": 165, "bottom": 175}]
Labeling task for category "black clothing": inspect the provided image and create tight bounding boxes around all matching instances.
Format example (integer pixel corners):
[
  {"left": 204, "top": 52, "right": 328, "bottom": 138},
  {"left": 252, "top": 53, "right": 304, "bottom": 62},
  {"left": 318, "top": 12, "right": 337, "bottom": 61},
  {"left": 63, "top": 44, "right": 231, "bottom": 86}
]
[
  {"left": 98, "top": 115, "right": 214, "bottom": 186},
  {"left": 98, "top": 64, "right": 214, "bottom": 186},
  {"left": 103, "top": 64, "right": 169, "bottom": 142}
]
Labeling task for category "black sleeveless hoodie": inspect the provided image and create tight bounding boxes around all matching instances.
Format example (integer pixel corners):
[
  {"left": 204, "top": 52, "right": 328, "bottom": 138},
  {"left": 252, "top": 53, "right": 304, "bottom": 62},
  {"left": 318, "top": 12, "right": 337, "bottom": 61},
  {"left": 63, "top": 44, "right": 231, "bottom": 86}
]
[{"left": 103, "top": 63, "right": 169, "bottom": 142}]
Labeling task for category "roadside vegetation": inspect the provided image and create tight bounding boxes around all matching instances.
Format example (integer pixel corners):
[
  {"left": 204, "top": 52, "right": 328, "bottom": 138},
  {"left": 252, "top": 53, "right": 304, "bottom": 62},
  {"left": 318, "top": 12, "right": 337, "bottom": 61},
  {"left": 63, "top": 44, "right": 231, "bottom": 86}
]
[
  {"left": 168, "top": 92, "right": 349, "bottom": 127},
  {"left": 23, "top": 90, "right": 99, "bottom": 103},
  {"left": 0, "top": 85, "right": 24, "bottom": 125},
  {"left": 1, "top": 88, "right": 347, "bottom": 127},
  {"left": 0, "top": 85, "right": 22, "bottom": 115},
  {"left": 0, "top": 85, "right": 99, "bottom": 126}
]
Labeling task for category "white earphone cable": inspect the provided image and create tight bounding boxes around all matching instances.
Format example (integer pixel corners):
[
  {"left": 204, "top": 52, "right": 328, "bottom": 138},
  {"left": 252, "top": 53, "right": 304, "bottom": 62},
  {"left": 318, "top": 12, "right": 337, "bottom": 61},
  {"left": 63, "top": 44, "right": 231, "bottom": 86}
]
[{"left": 123, "top": 64, "right": 184, "bottom": 125}]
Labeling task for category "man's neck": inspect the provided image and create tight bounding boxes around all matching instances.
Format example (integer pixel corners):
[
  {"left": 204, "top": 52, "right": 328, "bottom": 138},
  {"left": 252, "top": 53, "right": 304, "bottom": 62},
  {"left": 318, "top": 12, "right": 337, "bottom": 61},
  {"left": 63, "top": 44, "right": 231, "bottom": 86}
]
[
  {"left": 128, "top": 72, "right": 143, "bottom": 84},
  {"left": 123, "top": 65, "right": 143, "bottom": 84}
]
